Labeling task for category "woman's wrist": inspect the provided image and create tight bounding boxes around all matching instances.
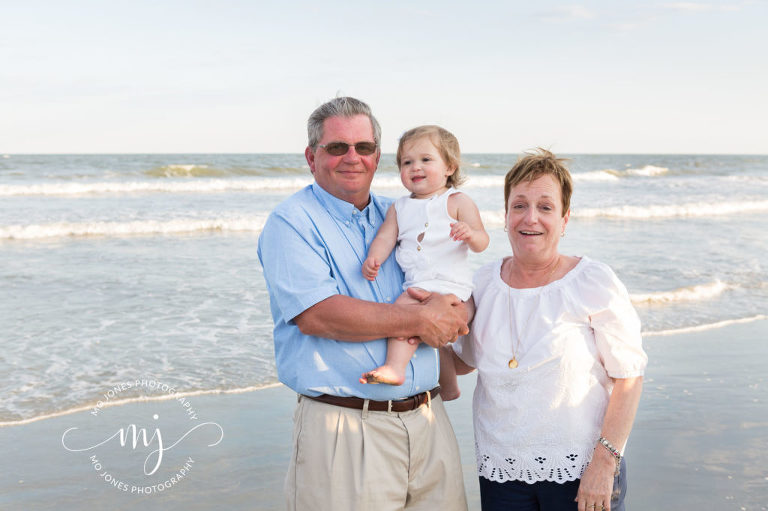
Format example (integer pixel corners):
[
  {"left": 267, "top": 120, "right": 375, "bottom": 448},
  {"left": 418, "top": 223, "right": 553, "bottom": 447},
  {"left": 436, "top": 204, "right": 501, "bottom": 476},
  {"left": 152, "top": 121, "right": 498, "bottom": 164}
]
[{"left": 596, "top": 436, "right": 622, "bottom": 475}]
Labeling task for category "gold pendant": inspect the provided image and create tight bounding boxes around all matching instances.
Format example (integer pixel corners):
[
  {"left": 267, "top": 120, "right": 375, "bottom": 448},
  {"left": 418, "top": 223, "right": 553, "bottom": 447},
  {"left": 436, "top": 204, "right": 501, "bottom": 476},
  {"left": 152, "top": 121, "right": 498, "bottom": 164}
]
[{"left": 508, "top": 358, "right": 518, "bottom": 369}]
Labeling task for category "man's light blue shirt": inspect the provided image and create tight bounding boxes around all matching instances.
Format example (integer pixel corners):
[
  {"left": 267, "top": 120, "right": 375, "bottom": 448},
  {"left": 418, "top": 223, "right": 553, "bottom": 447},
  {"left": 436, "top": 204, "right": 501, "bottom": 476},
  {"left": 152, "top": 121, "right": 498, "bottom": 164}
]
[{"left": 257, "top": 183, "right": 440, "bottom": 400}]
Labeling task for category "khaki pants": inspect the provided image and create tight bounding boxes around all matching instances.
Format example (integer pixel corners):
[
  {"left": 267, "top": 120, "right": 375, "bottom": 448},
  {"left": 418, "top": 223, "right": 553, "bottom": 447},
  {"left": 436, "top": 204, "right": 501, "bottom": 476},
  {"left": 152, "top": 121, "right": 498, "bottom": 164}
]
[{"left": 285, "top": 394, "right": 467, "bottom": 511}]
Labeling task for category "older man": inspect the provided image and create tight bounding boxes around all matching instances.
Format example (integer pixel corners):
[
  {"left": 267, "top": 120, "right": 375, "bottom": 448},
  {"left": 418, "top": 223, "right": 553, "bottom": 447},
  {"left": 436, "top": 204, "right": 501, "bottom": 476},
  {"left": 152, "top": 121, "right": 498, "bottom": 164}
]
[{"left": 258, "top": 97, "right": 468, "bottom": 510}]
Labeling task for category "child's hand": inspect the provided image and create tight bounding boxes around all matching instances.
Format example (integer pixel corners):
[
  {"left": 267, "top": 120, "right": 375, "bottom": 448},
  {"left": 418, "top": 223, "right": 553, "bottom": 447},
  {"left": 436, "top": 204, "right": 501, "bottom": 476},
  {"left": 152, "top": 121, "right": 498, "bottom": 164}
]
[
  {"left": 450, "top": 222, "right": 473, "bottom": 242},
  {"left": 362, "top": 256, "right": 380, "bottom": 281}
]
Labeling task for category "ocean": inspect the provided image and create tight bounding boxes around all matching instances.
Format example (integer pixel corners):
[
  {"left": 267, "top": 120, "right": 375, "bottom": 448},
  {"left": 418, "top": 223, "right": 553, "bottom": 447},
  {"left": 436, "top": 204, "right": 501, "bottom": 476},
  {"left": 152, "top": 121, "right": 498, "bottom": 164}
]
[{"left": 2, "top": 153, "right": 767, "bottom": 425}]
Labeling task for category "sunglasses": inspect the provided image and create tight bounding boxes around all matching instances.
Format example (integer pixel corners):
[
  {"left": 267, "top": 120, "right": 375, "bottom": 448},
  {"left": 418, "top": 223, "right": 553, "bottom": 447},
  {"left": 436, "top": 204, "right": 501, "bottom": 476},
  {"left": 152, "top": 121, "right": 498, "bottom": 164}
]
[{"left": 317, "top": 141, "right": 378, "bottom": 156}]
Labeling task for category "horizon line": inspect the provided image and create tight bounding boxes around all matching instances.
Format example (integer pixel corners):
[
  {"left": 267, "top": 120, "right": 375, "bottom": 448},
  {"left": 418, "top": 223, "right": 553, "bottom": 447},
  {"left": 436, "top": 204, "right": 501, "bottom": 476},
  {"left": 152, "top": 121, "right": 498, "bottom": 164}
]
[{"left": 3, "top": 151, "right": 768, "bottom": 157}]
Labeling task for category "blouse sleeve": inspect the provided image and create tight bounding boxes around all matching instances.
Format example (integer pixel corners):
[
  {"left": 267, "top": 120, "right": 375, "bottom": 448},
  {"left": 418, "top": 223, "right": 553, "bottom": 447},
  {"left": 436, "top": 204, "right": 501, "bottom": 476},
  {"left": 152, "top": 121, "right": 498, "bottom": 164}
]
[{"left": 583, "top": 261, "right": 648, "bottom": 378}]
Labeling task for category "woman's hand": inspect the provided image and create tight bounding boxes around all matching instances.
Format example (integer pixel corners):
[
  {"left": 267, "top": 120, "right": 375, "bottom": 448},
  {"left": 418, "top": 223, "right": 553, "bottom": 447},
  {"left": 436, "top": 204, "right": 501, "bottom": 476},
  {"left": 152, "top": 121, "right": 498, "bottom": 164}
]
[
  {"left": 577, "top": 376, "right": 643, "bottom": 511},
  {"left": 576, "top": 446, "right": 616, "bottom": 511}
]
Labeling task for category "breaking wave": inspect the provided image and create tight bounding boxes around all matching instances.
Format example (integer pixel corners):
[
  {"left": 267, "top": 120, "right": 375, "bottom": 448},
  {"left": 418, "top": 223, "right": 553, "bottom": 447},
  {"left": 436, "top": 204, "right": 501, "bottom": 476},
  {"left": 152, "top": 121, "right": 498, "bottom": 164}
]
[
  {"left": 643, "top": 315, "right": 767, "bottom": 337},
  {"left": 576, "top": 200, "right": 768, "bottom": 219},
  {"left": 0, "top": 178, "right": 315, "bottom": 196},
  {"left": 630, "top": 281, "right": 732, "bottom": 305},
  {"left": 479, "top": 199, "right": 768, "bottom": 225},
  {"left": 0, "top": 216, "right": 268, "bottom": 240},
  {"left": 142, "top": 164, "right": 309, "bottom": 178}
]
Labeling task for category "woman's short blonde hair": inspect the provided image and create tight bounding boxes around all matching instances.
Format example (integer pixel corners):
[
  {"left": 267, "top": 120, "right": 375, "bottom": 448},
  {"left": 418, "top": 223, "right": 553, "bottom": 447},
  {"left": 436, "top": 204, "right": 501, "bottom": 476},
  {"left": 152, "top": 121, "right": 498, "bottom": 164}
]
[
  {"left": 504, "top": 148, "right": 572, "bottom": 216},
  {"left": 396, "top": 125, "right": 466, "bottom": 188}
]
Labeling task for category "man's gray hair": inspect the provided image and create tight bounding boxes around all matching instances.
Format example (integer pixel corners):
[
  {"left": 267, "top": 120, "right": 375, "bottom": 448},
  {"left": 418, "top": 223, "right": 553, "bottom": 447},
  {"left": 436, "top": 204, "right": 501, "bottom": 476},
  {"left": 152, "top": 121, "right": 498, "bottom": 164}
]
[{"left": 307, "top": 97, "right": 382, "bottom": 149}]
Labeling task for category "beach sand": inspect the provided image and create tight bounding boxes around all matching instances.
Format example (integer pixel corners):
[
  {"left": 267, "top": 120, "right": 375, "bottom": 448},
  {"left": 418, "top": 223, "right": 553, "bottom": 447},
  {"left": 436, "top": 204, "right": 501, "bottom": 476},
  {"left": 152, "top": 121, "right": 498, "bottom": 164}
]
[
  {"left": 628, "top": 319, "right": 768, "bottom": 510},
  {"left": 2, "top": 320, "right": 766, "bottom": 510}
]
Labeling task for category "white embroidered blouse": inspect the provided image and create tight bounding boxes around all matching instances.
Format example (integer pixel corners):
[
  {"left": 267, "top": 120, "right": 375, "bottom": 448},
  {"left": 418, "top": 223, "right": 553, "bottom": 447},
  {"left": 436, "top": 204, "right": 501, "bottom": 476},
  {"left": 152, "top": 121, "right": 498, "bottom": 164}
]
[{"left": 453, "top": 256, "right": 647, "bottom": 484}]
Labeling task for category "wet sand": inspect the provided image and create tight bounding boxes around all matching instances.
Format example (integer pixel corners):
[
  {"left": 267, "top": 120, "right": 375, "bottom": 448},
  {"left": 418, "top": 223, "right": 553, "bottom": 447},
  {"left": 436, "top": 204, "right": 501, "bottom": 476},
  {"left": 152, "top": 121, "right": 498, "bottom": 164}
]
[{"left": 2, "top": 319, "right": 766, "bottom": 510}]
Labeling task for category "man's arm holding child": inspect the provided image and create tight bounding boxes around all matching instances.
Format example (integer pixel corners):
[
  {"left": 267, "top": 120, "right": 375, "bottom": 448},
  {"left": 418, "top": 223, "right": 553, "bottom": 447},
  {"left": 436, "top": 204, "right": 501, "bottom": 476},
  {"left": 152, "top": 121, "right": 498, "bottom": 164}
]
[{"left": 295, "top": 287, "right": 469, "bottom": 348}]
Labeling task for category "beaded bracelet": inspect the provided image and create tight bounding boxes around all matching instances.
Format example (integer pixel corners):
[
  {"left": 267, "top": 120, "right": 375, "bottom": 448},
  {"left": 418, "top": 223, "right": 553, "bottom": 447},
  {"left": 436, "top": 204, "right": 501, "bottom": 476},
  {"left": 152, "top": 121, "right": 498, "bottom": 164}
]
[{"left": 598, "top": 436, "right": 622, "bottom": 476}]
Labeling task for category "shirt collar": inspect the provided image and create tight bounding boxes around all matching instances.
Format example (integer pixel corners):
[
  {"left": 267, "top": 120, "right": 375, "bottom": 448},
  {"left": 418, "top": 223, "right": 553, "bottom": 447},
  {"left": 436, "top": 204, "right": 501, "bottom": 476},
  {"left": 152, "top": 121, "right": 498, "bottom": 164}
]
[{"left": 311, "top": 183, "right": 377, "bottom": 226}]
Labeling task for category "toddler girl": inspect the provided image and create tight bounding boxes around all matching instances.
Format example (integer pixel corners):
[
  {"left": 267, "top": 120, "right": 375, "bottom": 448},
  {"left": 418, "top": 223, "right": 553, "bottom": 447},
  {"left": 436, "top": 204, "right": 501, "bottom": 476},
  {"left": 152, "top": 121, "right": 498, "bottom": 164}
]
[{"left": 361, "top": 125, "right": 488, "bottom": 397}]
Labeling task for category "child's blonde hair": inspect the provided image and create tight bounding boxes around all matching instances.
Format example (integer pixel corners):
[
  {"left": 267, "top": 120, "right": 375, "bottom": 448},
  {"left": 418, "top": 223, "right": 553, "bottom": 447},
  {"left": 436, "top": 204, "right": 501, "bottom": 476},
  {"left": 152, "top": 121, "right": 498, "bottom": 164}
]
[{"left": 396, "top": 125, "right": 466, "bottom": 188}]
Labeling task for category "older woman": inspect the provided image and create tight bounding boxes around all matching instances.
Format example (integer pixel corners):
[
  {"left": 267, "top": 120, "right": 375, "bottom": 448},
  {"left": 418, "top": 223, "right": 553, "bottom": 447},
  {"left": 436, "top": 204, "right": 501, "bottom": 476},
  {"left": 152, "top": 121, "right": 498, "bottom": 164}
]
[{"left": 449, "top": 149, "right": 647, "bottom": 511}]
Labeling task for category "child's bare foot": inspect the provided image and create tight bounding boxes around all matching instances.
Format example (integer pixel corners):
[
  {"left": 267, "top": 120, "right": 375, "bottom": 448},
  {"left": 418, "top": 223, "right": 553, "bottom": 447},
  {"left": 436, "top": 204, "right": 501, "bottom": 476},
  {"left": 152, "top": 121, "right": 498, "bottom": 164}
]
[
  {"left": 359, "top": 365, "right": 406, "bottom": 385},
  {"left": 440, "top": 384, "right": 461, "bottom": 401}
]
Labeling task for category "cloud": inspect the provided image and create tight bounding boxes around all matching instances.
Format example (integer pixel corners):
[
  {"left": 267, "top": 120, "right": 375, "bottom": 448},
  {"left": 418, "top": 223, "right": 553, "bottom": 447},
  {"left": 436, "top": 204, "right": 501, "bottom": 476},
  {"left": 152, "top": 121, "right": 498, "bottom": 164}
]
[
  {"left": 538, "top": 5, "right": 596, "bottom": 23},
  {"left": 605, "top": 21, "right": 642, "bottom": 31},
  {"left": 663, "top": 2, "right": 714, "bottom": 10},
  {"left": 661, "top": 2, "right": 745, "bottom": 12}
]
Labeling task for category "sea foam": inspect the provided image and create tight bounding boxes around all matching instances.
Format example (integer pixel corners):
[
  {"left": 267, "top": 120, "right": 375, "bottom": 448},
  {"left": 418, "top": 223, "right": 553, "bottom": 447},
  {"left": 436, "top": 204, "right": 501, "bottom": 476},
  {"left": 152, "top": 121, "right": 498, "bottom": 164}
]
[
  {"left": 0, "top": 216, "right": 268, "bottom": 240},
  {"left": 643, "top": 314, "right": 767, "bottom": 337},
  {"left": 0, "top": 170, "right": 629, "bottom": 197},
  {"left": 480, "top": 199, "right": 768, "bottom": 225},
  {"left": 0, "top": 382, "right": 282, "bottom": 428},
  {"left": 577, "top": 199, "right": 768, "bottom": 219},
  {"left": 0, "top": 178, "right": 315, "bottom": 196},
  {"left": 144, "top": 164, "right": 222, "bottom": 178},
  {"left": 630, "top": 281, "right": 732, "bottom": 305},
  {"left": 572, "top": 170, "right": 620, "bottom": 182},
  {"left": 6, "top": 197, "right": 767, "bottom": 240},
  {"left": 622, "top": 165, "right": 669, "bottom": 177}
]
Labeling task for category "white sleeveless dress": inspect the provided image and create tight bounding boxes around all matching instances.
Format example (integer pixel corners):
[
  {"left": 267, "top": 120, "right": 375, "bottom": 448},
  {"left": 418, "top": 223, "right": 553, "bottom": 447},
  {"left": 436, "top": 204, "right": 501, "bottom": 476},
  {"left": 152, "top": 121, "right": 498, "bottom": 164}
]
[{"left": 393, "top": 188, "right": 473, "bottom": 300}]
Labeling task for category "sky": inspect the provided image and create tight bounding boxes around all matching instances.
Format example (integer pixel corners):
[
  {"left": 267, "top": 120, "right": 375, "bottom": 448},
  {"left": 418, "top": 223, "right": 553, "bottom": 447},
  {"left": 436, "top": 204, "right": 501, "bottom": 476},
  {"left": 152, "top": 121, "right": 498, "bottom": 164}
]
[{"left": 1, "top": 0, "right": 766, "bottom": 154}]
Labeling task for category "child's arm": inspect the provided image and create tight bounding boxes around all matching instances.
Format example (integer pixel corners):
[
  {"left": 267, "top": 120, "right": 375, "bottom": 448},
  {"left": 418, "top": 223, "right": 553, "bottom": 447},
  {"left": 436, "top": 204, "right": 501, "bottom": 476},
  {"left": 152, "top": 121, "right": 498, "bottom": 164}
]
[
  {"left": 362, "top": 204, "right": 399, "bottom": 281},
  {"left": 447, "top": 192, "right": 490, "bottom": 253}
]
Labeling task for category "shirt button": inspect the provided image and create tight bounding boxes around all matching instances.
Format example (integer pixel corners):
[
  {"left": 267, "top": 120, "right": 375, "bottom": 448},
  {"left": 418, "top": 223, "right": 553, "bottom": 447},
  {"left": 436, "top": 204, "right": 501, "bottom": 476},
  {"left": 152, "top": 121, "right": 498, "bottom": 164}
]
[
  {"left": 425, "top": 222, "right": 429, "bottom": 227},
  {"left": 386, "top": 296, "right": 392, "bottom": 301},
  {"left": 417, "top": 246, "right": 422, "bottom": 251},
  {"left": 345, "top": 221, "right": 350, "bottom": 225}
]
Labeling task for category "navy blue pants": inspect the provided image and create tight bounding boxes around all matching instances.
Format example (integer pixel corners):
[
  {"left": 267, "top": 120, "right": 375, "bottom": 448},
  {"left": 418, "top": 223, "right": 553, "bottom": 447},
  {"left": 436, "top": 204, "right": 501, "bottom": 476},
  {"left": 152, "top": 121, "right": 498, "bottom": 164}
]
[{"left": 479, "top": 459, "right": 627, "bottom": 511}]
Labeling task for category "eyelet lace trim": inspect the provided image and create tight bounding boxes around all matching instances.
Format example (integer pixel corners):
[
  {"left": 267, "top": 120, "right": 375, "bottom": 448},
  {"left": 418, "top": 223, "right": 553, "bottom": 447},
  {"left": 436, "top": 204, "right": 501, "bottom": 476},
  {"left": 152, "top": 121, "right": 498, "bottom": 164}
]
[{"left": 477, "top": 446, "right": 592, "bottom": 483}]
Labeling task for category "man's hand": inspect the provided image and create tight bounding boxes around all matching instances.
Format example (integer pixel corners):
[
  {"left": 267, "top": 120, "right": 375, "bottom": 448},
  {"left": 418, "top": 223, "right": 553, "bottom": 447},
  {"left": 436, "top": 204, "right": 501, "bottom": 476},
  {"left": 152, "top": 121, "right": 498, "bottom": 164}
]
[{"left": 406, "top": 287, "right": 469, "bottom": 349}]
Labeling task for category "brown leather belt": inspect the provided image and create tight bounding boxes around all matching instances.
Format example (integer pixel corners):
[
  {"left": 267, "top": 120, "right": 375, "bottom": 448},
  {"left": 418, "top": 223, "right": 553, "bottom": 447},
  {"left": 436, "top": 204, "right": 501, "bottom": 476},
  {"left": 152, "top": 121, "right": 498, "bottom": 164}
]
[{"left": 305, "top": 386, "right": 441, "bottom": 413}]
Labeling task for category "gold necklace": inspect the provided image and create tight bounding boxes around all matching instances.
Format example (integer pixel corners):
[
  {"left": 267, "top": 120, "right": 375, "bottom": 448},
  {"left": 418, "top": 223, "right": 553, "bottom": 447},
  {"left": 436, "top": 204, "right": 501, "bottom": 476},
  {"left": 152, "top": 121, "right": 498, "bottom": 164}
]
[{"left": 506, "top": 256, "right": 560, "bottom": 369}]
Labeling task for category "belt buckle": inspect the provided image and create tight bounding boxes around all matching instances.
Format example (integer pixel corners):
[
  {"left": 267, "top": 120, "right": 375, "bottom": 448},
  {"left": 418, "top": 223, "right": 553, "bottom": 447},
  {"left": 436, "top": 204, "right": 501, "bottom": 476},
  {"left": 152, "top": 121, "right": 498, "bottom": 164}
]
[
  {"left": 386, "top": 395, "right": 413, "bottom": 413},
  {"left": 386, "top": 390, "right": 428, "bottom": 413}
]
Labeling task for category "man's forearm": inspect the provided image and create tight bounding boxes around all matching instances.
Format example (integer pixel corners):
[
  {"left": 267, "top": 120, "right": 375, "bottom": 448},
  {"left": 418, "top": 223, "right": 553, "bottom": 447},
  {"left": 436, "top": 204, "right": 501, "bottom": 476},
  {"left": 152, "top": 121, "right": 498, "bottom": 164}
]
[
  {"left": 294, "top": 295, "right": 416, "bottom": 341},
  {"left": 294, "top": 291, "right": 469, "bottom": 347}
]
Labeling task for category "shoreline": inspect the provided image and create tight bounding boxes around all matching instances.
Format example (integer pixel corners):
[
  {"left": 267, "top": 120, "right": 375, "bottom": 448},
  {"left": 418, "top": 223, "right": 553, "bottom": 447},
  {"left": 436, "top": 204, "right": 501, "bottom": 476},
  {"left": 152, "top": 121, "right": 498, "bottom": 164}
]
[
  {"left": 0, "top": 383, "right": 283, "bottom": 428},
  {"left": 2, "top": 319, "right": 766, "bottom": 510},
  {"left": 5, "top": 314, "right": 765, "bottom": 428}
]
